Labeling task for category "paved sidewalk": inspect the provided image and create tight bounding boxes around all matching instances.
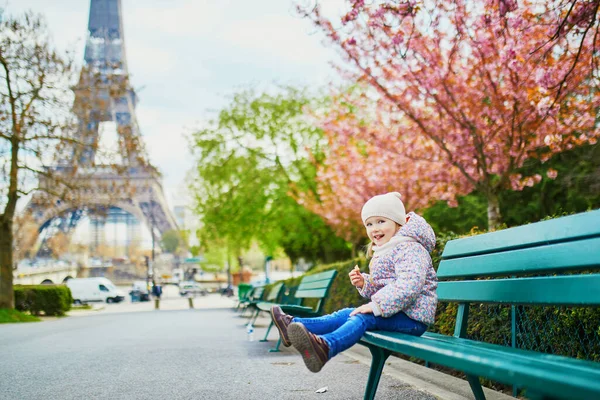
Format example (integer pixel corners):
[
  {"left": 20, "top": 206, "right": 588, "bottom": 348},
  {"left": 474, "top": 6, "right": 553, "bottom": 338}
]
[
  {"left": 4, "top": 294, "right": 514, "bottom": 400},
  {"left": 251, "top": 312, "right": 513, "bottom": 400},
  {"left": 66, "top": 289, "right": 234, "bottom": 316}
]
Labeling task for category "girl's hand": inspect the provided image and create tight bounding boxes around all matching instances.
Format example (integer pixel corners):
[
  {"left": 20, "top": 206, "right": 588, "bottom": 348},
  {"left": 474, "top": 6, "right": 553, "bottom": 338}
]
[
  {"left": 348, "top": 265, "right": 364, "bottom": 289},
  {"left": 350, "top": 304, "right": 373, "bottom": 316}
]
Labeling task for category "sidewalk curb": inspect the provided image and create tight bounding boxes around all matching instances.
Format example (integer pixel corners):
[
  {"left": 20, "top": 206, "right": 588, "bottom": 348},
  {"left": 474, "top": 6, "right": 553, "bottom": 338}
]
[{"left": 342, "top": 345, "right": 516, "bottom": 400}]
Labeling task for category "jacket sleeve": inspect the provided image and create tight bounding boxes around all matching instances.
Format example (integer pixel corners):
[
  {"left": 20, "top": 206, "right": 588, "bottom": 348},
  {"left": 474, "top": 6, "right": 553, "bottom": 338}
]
[
  {"left": 370, "top": 244, "right": 428, "bottom": 318},
  {"left": 357, "top": 272, "right": 378, "bottom": 298}
]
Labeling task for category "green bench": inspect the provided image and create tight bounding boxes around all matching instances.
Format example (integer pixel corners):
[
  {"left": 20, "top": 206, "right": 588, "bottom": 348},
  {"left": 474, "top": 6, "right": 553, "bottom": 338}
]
[
  {"left": 260, "top": 269, "right": 338, "bottom": 352},
  {"left": 237, "top": 285, "right": 265, "bottom": 316},
  {"left": 360, "top": 210, "right": 600, "bottom": 400},
  {"left": 246, "top": 282, "right": 286, "bottom": 325},
  {"left": 235, "top": 283, "right": 252, "bottom": 309}
]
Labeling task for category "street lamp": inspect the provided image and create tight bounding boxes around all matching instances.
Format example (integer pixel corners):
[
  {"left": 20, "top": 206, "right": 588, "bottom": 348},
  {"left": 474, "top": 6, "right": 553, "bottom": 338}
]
[{"left": 264, "top": 255, "right": 273, "bottom": 284}]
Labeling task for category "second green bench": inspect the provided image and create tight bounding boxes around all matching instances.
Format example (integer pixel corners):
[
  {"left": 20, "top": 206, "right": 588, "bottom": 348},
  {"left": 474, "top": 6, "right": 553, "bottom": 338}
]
[{"left": 258, "top": 269, "right": 338, "bottom": 352}]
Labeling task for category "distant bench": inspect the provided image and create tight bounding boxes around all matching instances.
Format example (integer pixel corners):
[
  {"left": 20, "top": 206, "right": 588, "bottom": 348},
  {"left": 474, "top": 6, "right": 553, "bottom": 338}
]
[
  {"left": 245, "top": 282, "right": 285, "bottom": 325},
  {"left": 260, "top": 269, "right": 337, "bottom": 352},
  {"left": 359, "top": 210, "right": 600, "bottom": 400},
  {"left": 236, "top": 285, "right": 265, "bottom": 314}
]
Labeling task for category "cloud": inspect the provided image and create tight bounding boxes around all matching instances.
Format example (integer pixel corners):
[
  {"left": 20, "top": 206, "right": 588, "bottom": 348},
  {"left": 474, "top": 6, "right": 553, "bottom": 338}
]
[
  {"left": 122, "top": 0, "right": 231, "bottom": 38},
  {"left": 135, "top": 105, "right": 200, "bottom": 182},
  {"left": 220, "top": 13, "right": 333, "bottom": 65},
  {"left": 126, "top": 40, "right": 179, "bottom": 77},
  {"left": 8, "top": 0, "right": 346, "bottom": 209}
]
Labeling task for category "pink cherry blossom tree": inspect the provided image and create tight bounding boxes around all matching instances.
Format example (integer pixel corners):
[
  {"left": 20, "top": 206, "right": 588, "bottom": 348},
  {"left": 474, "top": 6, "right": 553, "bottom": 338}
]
[
  {"left": 298, "top": 0, "right": 600, "bottom": 229},
  {"left": 495, "top": 0, "right": 600, "bottom": 103},
  {"left": 298, "top": 86, "right": 456, "bottom": 243}
]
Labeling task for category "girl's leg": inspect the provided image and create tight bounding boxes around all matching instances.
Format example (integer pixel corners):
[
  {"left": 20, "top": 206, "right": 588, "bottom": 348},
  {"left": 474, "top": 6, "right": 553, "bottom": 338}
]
[
  {"left": 320, "top": 312, "right": 427, "bottom": 358},
  {"left": 293, "top": 308, "right": 354, "bottom": 335},
  {"left": 373, "top": 312, "right": 428, "bottom": 336},
  {"left": 321, "top": 313, "right": 378, "bottom": 358},
  {"left": 288, "top": 311, "right": 427, "bottom": 373}
]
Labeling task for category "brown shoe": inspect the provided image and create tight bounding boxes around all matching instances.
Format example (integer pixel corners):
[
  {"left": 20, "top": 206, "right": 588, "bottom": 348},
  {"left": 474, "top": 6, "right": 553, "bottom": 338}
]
[
  {"left": 288, "top": 322, "right": 330, "bottom": 373},
  {"left": 271, "top": 305, "right": 293, "bottom": 347}
]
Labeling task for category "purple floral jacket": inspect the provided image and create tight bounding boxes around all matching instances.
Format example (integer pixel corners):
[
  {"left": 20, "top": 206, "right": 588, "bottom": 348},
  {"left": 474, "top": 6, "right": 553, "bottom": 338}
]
[{"left": 358, "top": 212, "right": 438, "bottom": 325}]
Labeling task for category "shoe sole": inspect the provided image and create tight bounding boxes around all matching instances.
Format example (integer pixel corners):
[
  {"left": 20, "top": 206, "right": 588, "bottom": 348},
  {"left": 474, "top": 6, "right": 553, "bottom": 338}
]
[
  {"left": 288, "top": 323, "right": 326, "bottom": 373},
  {"left": 270, "top": 307, "right": 291, "bottom": 347}
]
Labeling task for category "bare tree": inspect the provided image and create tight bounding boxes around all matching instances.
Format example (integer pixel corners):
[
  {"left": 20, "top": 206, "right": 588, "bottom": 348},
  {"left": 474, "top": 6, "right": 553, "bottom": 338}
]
[
  {"left": 0, "top": 13, "right": 77, "bottom": 308},
  {"left": 0, "top": 12, "right": 146, "bottom": 309},
  {"left": 12, "top": 213, "right": 39, "bottom": 261}
]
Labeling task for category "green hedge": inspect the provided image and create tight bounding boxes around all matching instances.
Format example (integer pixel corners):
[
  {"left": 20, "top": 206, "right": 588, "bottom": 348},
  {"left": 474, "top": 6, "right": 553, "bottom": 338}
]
[{"left": 14, "top": 285, "right": 73, "bottom": 317}]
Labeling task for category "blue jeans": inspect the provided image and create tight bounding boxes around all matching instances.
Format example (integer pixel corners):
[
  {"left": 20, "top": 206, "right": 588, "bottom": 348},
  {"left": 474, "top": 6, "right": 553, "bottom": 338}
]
[{"left": 293, "top": 308, "right": 427, "bottom": 359}]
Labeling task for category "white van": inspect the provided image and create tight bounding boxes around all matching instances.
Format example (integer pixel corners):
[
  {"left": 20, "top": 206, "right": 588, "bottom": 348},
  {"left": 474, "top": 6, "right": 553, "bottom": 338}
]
[{"left": 66, "top": 277, "right": 125, "bottom": 304}]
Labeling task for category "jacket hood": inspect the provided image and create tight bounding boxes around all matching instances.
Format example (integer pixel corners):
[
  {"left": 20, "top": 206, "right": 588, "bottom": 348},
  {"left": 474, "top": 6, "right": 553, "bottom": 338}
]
[{"left": 396, "top": 212, "right": 436, "bottom": 253}]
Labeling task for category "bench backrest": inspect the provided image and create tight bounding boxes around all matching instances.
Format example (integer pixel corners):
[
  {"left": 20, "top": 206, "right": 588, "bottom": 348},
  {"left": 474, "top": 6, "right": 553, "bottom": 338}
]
[
  {"left": 280, "top": 285, "right": 302, "bottom": 306},
  {"left": 437, "top": 209, "right": 600, "bottom": 336},
  {"left": 295, "top": 269, "right": 338, "bottom": 314},
  {"left": 265, "top": 282, "right": 285, "bottom": 303},
  {"left": 249, "top": 285, "right": 265, "bottom": 302}
]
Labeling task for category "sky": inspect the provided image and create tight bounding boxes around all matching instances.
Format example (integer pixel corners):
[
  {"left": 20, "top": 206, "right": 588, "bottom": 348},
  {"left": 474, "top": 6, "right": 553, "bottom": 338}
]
[{"left": 5, "top": 0, "right": 346, "bottom": 212}]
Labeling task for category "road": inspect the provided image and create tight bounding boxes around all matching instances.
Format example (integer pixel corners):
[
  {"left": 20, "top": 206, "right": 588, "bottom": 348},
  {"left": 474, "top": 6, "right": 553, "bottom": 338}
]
[{"left": 0, "top": 292, "right": 439, "bottom": 400}]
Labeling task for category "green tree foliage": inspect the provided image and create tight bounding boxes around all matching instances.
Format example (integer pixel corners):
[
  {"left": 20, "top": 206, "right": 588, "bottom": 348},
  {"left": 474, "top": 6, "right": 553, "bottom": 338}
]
[
  {"left": 198, "top": 245, "right": 228, "bottom": 274},
  {"left": 422, "top": 142, "right": 600, "bottom": 235},
  {"left": 501, "top": 142, "right": 600, "bottom": 226},
  {"left": 160, "top": 230, "right": 181, "bottom": 254},
  {"left": 189, "top": 87, "right": 351, "bottom": 266},
  {"left": 422, "top": 194, "right": 488, "bottom": 235}
]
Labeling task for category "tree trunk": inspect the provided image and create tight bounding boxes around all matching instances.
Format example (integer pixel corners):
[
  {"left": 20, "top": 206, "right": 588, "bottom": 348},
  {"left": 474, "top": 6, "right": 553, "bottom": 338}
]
[
  {"left": 486, "top": 192, "right": 502, "bottom": 230},
  {"left": 0, "top": 217, "right": 15, "bottom": 309}
]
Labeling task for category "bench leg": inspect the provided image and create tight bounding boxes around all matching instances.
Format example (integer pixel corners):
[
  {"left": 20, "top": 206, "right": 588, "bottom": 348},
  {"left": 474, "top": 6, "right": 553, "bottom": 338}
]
[
  {"left": 269, "top": 337, "right": 282, "bottom": 353},
  {"left": 364, "top": 344, "right": 391, "bottom": 400},
  {"left": 250, "top": 309, "right": 260, "bottom": 325},
  {"left": 260, "top": 321, "right": 274, "bottom": 342},
  {"left": 466, "top": 375, "right": 486, "bottom": 400}
]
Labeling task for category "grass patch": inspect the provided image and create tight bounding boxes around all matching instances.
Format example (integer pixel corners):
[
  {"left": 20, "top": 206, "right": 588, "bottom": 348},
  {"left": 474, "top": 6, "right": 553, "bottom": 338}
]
[
  {"left": 0, "top": 308, "right": 41, "bottom": 323},
  {"left": 70, "top": 304, "right": 93, "bottom": 311}
]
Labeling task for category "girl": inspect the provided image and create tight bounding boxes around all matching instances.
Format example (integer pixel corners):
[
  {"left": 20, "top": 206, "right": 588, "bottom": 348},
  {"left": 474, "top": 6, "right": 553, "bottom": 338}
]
[{"left": 271, "top": 192, "right": 437, "bottom": 373}]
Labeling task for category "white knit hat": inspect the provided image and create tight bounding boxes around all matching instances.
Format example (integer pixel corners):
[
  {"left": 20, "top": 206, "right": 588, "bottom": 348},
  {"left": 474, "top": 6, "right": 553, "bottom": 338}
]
[{"left": 361, "top": 192, "right": 406, "bottom": 226}]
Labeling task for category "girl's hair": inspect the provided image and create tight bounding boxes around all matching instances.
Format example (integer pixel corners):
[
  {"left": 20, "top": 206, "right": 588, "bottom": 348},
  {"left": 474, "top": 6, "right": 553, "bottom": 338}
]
[{"left": 365, "top": 242, "right": 374, "bottom": 258}]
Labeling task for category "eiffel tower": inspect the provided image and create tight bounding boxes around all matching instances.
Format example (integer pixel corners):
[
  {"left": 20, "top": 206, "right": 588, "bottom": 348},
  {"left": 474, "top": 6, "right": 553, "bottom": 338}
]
[{"left": 26, "top": 0, "right": 178, "bottom": 257}]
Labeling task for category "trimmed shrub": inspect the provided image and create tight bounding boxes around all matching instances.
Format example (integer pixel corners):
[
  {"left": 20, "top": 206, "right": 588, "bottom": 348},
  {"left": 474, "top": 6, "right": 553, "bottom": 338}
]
[{"left": 14, "top": 284, "right": 73, "bottom": 316}]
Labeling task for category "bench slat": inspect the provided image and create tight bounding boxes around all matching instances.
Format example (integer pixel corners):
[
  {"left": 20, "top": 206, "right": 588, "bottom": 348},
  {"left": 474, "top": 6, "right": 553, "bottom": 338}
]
[
  {"left": 294, "top": 288, "right": 329, "bottom": 299},
  {"left": 251, "top": 287, "right": 265, "bottom": 300},
  {"left": 300, "top": 270, "right": 337, "bottom": 283},
  {"left": 437, "top": 274, "right": 600, "bottom": 305},
  {"left": 438, "top": 237, "right": 600, "bottom": 278},
  {"left": 360, "top": 331, "right": 600, "bottom": 400},
  {"left": 265, "top": 283, "right": 284, "bottom": 302},
  {"left": 442, "top": 209, "right": 600, "bottom": 259},
  {"left": 297, "top": 280, "right": 334, "bottom": 291}
]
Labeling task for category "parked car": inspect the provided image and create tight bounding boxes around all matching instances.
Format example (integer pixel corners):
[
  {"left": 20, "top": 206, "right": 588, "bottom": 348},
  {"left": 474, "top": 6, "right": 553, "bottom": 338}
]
[
  {"left": 218, "top": 284, "right": 234, "bottom": 297},
  {"left": 129, "top": 280, "right": 150, "bottom": 302},
  {"left": 179, "top": 281, "right": 208, "bottom": 297},
  {"left": 66, "top": 277, "right": 125, "bottom": 304}
]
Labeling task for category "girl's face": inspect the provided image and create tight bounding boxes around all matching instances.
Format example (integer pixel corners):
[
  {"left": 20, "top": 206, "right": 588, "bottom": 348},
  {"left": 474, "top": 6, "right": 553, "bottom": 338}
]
[{"left": 364, "top": 216, "right": 400, "bottom": 247}]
